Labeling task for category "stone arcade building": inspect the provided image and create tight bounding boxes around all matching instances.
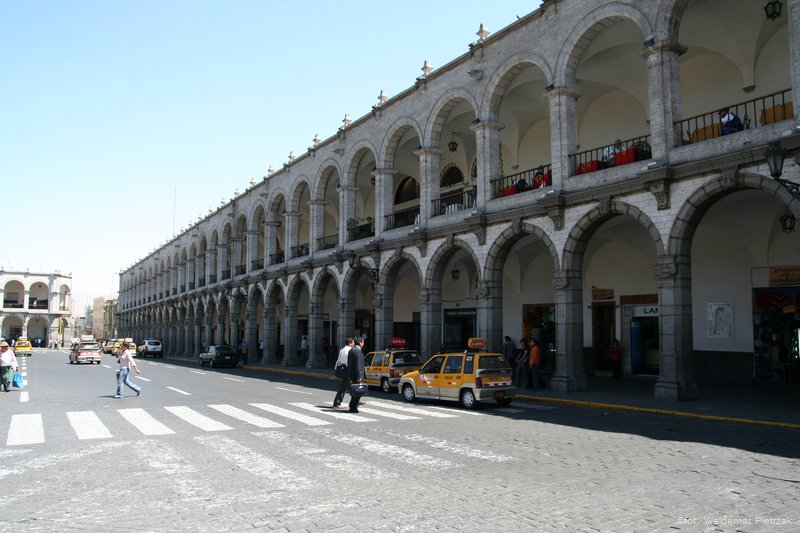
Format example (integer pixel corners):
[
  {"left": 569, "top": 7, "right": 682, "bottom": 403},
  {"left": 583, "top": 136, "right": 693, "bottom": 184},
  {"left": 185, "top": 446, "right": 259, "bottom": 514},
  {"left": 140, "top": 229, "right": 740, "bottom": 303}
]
[
  {"left": 118, "top": 0, "right": 800, "bottom": 400},
  {"left": 1, "top": 269, "right": 72, "bottom": 344}
]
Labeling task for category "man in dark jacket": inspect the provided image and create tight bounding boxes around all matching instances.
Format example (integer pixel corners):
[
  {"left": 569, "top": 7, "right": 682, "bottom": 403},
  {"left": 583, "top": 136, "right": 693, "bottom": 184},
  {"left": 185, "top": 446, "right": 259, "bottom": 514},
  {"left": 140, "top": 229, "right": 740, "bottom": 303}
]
[{"left": 347, "top": 337, "right": 366, "bottom": 413}]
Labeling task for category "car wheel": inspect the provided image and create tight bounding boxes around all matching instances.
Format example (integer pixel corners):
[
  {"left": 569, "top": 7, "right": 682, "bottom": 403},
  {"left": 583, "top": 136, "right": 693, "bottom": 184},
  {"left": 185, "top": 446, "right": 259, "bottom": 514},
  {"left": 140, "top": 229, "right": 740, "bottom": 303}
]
[
  {"left": 381, "top": 378, "right": 392, "bottom": 394},
  {"left": 460, "top": 389, "right": 478, "bottom": 409},
  {"left": 496, "top": 398, "right": 512, "bottom": 407},
  {"left": 401, "top": 384, "right": 416, "bottom": 402},
  {"left": 209, "top": 359, "right": 214, "bottom": 368}
]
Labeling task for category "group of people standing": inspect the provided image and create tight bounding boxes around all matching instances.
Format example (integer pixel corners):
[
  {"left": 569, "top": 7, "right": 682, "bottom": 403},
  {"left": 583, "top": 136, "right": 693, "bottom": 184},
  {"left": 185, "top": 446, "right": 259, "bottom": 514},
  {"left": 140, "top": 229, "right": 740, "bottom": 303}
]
[
  {"left": 503, "top": 336, "right": 542, "bottom": 391},
  {"left": 332, "top": 336, "right": 366, "bottom": 413}
]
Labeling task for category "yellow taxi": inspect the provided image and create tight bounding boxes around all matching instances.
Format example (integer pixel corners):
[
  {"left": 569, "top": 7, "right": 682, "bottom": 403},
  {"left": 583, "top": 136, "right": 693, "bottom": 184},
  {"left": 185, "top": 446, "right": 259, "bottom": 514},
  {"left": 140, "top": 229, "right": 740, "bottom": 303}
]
[
  {"left": 112, "top": 338, "right": 136, "bottom": 356},
  {"left": 363, "top": 338, "right": 424, "bottom": 393},
  {"left": 398, "top": 338, "right": 515, "bottom": 409},
  {"left": 104, "top": 339, "right": 116, "bottom": 354},
  {"left": 14, "top": 337, "right": 33, "bottom": 357}
]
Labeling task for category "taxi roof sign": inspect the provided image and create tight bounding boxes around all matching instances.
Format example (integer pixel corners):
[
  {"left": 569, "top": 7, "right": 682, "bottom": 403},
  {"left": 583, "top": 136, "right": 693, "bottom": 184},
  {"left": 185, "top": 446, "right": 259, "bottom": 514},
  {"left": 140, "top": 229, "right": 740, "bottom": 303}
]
[
  {"left": 467, "top": 338, "right": 487, "bottom": 350},
  {"left": 389, "top": 337, "right": 407, "bottom": 348}
]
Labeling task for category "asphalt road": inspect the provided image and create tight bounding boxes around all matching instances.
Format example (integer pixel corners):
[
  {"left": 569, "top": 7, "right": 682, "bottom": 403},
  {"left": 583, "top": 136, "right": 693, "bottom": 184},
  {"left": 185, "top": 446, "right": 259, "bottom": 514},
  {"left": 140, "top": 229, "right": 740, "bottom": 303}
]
[{"left": 1, "top": 350, "right": 798, "bottom": 532}]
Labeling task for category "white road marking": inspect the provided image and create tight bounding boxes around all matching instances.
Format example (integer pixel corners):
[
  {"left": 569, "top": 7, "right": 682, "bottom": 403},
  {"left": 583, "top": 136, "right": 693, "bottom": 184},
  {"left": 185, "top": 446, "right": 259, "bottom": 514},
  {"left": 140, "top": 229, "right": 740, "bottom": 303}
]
[
  {"left": 363, "top": 400, "right": 459, "bottom": 418},
  {"left": 250, "top": 403, "right": 331, "bottom": 426},
  {"left": 190, "top": 370, "right": 206, "bottom": 375},
  {"left": 7, "top": 414, "right": 44, "bottom": 446},
  {"left": 136, "top": 376, "right": 151, "bottom": 382},
  {"left": 21, "top": 371, "right": 27, "bottom": 377},
  {"left": 274, "top": 386, "right": 312, "bottom": 395},
  {"left": 19, "top": 391, "right": 29, "bottom": 403},
  {"left": 253, "top": 431, "right": 388, "bottom": 480},
  {"left": 166, "top": 386, "right": 191, "bottom": 395},
  {"left": 67, "top": 411, "right": 113, "bottom": 440},
  {"left": 290, "top": 402, "right": 376, "bottom": 423},
  {"left": 356, "top": 406, "right": 420, "bottom": 420},
  {"left": 387, "top": 431, "right": 514, "bottom": 462},
  {"left": 222, "top": 377, "right": 244, "bottom": 382},
  {"left": 118, "top": 408, "right": 175, "bottom": 436},
  {"left": 164, "top": 406, "right": 232, "bottom": 431},
  {"left": 209, "top": 404, "right": 285, "bottom": 428},
  {"left": 195, "top": 434, "right": 312, "bottom": 489},
  {"left": 315, "top": 429, "right": 458, "bottom": 470},
  {"left": 0, "top": 441, "right": 127, "bottom": 481},
  {"left": 163, "top": 365, "right": 177, "bottom": 369},
  {"left": 428, "top": 405, "right": 483, "bottom": 416}
]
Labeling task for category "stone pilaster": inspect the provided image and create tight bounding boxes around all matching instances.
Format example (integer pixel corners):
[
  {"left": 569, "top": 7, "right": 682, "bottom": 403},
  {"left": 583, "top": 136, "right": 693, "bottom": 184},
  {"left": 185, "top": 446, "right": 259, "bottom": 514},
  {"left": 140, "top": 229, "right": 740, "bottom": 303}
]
[
  {"left": 470, "top": 121, "right": 500, "bottom": 209},
  {"left": 643, "top": 39, "right": 685, "bottom": 158},
  {"left": 550, "top": 270, "right": 588, "bottom": 392},
  {"left": 546, "top": 86, "right": 579, "bottom": 186}
]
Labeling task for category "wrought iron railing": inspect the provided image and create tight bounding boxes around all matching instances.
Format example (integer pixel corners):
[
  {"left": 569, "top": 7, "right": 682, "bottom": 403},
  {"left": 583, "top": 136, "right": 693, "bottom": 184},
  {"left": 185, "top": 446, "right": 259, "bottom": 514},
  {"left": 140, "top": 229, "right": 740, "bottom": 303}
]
[
  {"left": 676, "top": 88, "right": 792, "bottom": 144},
  {"left": 251, "top": 259, "right": 264, "bottom": 270},
  {"left": 208, "top": 274, "right": 217, "bottom": 284},
  {"left": 188, "top": 281, "right": 195, "bottom": 290},
  {"left": 291, "top": 243, "right": 310, "bottom": 259},
  {"left": 570, "top": 135, "right": 652, "bottom": 175},
  {"left": 234, "top": 265, "right": 245, "bottom": 276},
  {"left": 317, "top": 234, "right": 339, "bottom": 251},
  {"left": 492, "top": 164, "right": 552, "bottom": 198},
  {"left": 432, "top": 189, "right": 477, "bottom": 216},
  {"left": 270, "top": 250, "right": 285, "bottom": 265},
  {"left": 347, "top": 222, "right": 375, "bottom": 242},
  {"left": 221, "top": 269, "right": 231, "bottom": 280},
  {"left": 385, "top": 206, "right": 420, "bottom": 230},
  {"left": 180, "top": 284, "right": 186, "bottom": 293}
]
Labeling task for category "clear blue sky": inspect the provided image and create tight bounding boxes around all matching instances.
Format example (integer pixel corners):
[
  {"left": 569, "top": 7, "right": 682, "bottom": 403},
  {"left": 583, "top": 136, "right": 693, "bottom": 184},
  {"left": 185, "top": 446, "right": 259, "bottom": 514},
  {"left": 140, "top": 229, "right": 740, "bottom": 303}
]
[{"left": 1, "top": 0, "right": 540, "bottom": 312}]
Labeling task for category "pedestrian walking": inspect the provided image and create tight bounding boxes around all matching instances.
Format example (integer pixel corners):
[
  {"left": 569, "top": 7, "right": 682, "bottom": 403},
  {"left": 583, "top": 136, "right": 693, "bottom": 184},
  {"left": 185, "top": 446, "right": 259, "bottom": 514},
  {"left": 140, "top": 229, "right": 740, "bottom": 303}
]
[
  {"left": 502, "top": 335, "right": 515, "bottom": 368},
  {"left": 0, "top": 341, "right": 19, "bottom": 392},
  {"left": 332, "top": 338, "right": 354, "bottom": 409},
  {"left": 300, "top": 335, "right": 309, "bottom": 362},
  {"left": 515, "top": 338, "right": 530, "bottom": 387},
  {"left": 529, "top": 338, "right": 542, "bottom": 390},
  {"left": 115, "top": 342, "right": 141, "bottom": 398},
  {"left": 347, "top": 337, "right": 366, "bottom": 413}
]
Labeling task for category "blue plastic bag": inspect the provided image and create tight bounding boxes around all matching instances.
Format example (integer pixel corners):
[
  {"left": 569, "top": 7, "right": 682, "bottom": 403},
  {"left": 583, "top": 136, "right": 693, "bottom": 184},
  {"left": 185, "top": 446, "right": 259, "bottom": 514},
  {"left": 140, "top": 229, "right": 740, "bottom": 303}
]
[{"left": 12, "top": 371, "right": 23, "bottom": 389}]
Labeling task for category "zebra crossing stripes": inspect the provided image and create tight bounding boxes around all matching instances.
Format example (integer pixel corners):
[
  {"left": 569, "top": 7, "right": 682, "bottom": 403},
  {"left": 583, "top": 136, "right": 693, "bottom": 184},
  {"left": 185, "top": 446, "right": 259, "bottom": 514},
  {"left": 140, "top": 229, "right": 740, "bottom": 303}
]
[
  {"left": 118, "top": 408, "right": 175, "bottom": 436},
  {"left": 7, "top": 414, "right": 44, "bottom": 446},
  {"left": 67, "top": 411, "right": 113, "bottom": 440},
  {"left": 365, "top": 399, "right": 459, "bottom": 418},
  {"left": 164, "top": 406, "right": 233, "bottom": 432},
  {"left": 290, "top": 402, "right": 376, "bottom": 423},
  {"left": 208, "top": 404, "right": 285, "bottom": 428},
  {"left": 250, "top": 402, "right": 331, "bottom": 426}
]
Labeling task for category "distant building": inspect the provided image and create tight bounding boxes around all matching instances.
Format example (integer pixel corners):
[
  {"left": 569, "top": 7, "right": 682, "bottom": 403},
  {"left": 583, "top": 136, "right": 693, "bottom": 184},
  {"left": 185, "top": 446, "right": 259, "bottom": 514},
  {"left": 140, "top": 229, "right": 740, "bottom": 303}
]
[
  {"left": 0, "top": 269, "right": 72, "bottom": 343},
  {"left": 93, "top": 296, "right": 118, "bottom": 340}
]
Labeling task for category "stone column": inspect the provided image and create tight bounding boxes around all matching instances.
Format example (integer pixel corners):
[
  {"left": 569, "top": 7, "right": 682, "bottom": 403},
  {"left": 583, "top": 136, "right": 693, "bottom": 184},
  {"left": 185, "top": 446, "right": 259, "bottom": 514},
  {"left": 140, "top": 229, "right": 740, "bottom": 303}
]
[
  {"left": 264, "top": 301, "right": 278, "bottom": 363},
  {"left": 414, "top": 148, "right": 442, "bottom": 224},
  {"left": 550, "top": 270, "right": 587, "bottom": 392},
  {"left": 204, "top": 314, "right": 213, "bottom": 351},
  {"left": 285, "top": 211, "right": 299, "bottom": 258},
  {"left": 478, "top": 279, "right": 503, "bottom": 352},
  {"left": 546, "top": 86, "right": 579, "bottom": 187},
  {"left": 420, "top": 289, "right": 442, "bottom": 359},
  {"left": 309, "top": 199, "right": 326, "bottom": 252},
  {"left": 372, "top": 169, "right": 396, "bottom": 236},
  {"left": 265, "top": 222, "right": 281, "bottom": 265},
  {"left": 245, "top": 306, "right": 257, "bottom": 365},
  {"left": 283, "top": 303, "right": 298, "bottom": 366},
  {"left": 338, "top": 296, "right": 355, "bottom": 351},
  {"left": 471, "top": 121, "right": 500, "bottom": 209},
  {"left": 373, "top": 288, "right": 392, "bottom": 354},
  {"left": 193, "top": 316, "right": 201, "bottom": 356},
  {"left": 246, "top": 230, "right": 258, "bottom": 271},
  {"left": 229, "top": 299, "right": 240, "bottom": 347},
  {"left": 654, "top": 254, "right": 697, "bottom": 401},
  {"left": 643, "top": 40, "right": 685, "bottom": 159},
  {"left": 339, "top": 185, "right": 357, "bottom": 244},
  {"left": 176, "top": 307, "right": 186, "bottom": 356},
  {"left": 308, "top": 302, "right": 325, "bottom": 368},
  {"left": 790, "top": 0, "right": 800, "bottom": 115},
  {"left": 215, "top": 313, "right": 226, "bottom": 345}
]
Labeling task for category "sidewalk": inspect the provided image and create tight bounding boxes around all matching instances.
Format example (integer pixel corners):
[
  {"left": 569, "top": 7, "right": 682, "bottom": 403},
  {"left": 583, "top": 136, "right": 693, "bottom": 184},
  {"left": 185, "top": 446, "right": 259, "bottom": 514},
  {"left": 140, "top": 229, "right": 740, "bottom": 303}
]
[{"left": 174, "top": 355, "right": 800, "bottom": 429}]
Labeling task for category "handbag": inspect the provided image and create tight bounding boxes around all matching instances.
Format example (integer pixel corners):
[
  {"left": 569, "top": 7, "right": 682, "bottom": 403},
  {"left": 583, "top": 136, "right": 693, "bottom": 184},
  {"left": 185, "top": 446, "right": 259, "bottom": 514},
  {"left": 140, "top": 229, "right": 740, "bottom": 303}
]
[
  {"left": 335, "top": 364, "right": 348, "bottom": 378},
  {"left": 349, "top": 382, "right": 368, "bottom": 397},
  {"left": 12, "top": 371, "right": 23, "bottom": 389}
]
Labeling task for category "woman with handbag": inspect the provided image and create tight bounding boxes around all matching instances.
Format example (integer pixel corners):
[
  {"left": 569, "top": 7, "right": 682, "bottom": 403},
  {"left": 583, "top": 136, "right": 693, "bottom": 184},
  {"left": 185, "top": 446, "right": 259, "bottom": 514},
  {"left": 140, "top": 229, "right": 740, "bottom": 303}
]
[{"left": 0, "top": 340, "right": 19, "bottom": 392}]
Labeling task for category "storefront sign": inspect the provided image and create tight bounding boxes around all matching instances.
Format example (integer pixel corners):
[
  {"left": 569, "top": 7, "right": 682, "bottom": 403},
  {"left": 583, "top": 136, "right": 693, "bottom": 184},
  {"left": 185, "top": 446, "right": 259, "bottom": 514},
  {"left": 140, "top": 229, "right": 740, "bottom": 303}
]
[
  {"left": 592, "top": 288, "right": 614, "bottom": 301},
  {"left": 633, "top": 305, "right": 659, "bottom": 317},
  {"left": 769, "top": 266, "right": 800, "bottom": 287}
]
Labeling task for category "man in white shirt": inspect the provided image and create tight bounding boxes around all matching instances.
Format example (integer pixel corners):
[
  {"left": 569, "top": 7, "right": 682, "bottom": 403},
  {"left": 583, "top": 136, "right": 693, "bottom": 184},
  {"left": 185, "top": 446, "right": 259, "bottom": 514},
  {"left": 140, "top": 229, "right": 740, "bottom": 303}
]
[{"left": 332, "top": 338, "right": 354, "bottom": 409}]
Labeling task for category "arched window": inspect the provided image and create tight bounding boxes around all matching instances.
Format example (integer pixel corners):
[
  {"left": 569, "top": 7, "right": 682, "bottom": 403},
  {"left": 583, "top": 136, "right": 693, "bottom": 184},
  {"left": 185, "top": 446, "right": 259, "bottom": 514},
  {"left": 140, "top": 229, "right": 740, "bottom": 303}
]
[
  {"left": 440, "top": 164, "right": 464, "bottom": 188},
  {"left": 394, "top": 176, "right": 420, "bottom": 205}
]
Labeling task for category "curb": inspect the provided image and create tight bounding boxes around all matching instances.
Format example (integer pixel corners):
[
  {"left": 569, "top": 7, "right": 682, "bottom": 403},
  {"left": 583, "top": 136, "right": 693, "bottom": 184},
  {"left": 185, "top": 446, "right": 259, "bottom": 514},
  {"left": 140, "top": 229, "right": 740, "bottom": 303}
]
[{"left": 174, "top": 357, "right": 800, "bottom": 430}]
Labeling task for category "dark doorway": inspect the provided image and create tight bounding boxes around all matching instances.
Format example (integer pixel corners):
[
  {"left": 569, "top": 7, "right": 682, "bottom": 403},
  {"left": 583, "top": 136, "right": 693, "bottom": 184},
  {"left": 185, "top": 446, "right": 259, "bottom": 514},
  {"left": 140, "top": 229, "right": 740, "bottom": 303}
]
[{"left": 592, "top": 302, "right": 615, "bottom": 373}]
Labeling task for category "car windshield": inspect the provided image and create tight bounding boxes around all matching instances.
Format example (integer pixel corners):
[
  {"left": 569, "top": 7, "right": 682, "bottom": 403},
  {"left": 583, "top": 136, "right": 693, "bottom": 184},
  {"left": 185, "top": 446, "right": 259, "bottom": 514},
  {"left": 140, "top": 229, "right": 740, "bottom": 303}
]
[
  {"left": 79, "top": 343, "right": 101, "bottom": 351},
  {"left": 17, "top": 342, "right": 31, "bottom": 347},
  {"left": 477, "top": 355, "right": 509, "bottom": 370},
  {"left": 393, "top": 351, "right": 422, "bottom": 364},
  {"left": 147, "top": 341, "right": 162, "bottom": 346},
  {"left": 214, "top": 346, "right": 237, "bottom": 355}
]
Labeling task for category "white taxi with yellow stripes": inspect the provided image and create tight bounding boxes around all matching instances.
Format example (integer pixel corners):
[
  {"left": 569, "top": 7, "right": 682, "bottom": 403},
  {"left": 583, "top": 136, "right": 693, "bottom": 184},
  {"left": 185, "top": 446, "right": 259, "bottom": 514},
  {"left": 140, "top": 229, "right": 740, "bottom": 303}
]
[{"left": 398, "top": 338, "right": 515, "bottom": 409}]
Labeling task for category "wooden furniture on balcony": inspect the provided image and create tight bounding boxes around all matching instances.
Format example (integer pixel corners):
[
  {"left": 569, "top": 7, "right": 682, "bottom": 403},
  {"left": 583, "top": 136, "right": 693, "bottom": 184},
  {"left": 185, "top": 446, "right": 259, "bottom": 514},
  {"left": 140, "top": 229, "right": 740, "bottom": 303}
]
[{"left": 760, "top": 101, "right": 793, "bottom": 125}]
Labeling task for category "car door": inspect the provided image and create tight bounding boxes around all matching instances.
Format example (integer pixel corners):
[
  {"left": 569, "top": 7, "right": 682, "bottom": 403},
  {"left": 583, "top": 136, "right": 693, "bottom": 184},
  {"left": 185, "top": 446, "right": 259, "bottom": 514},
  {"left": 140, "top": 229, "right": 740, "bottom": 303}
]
[
  {"left": 439, "top": 355, "right": 465, "bottom": 400},
  {"left": 364, "top": 352, "right": 381, "bottom": 385},
  {"left": 416, "top": 355, "right": 445, "bottom": 399}
]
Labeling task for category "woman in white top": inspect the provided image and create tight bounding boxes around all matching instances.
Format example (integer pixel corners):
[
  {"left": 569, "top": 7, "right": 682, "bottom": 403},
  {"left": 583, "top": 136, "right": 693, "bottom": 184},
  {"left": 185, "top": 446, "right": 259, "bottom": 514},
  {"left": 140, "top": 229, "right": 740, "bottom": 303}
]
[
  {"left": 0, "top": 340, "right": 19, "bottom": 392},
  {"left": 115, "top": 342, "right": 141, "bottom": 398}
]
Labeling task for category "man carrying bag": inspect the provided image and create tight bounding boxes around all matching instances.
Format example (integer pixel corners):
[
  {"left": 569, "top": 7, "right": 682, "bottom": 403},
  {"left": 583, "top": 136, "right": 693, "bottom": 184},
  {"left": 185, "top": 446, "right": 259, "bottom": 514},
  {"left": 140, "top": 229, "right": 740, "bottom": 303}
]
[{"left": 347, "top": 337, "right": 367, "bottom": 413}]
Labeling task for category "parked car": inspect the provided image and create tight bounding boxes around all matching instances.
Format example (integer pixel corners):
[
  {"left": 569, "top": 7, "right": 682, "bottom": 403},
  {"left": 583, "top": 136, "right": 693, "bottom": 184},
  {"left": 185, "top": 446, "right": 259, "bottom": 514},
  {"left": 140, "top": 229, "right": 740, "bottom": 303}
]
[
  {"left": 198, "top": 345, "right": 240, "bottom": 368},
  {"left": 363, "top": 338, "right": 424, "bottom": 392},
  {"left": 70, "top": 342, "right": 103, "bottom": 364},
  {"left": 137, "top": 339, "right": 163, "bottom": 358},
  {"left": 103, "top": 339, "right": 116, "bottom": 354}
]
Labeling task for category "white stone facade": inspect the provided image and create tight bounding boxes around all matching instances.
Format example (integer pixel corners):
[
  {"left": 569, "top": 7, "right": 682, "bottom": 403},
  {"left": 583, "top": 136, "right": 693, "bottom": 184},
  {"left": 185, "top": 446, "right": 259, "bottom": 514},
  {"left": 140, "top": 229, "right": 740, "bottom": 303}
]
[
  {"left": 118, "top": 0, "right": 800, "bottom": 400},
  {"left": 0, "top": 269, "right": 73, "bottom": 344}
]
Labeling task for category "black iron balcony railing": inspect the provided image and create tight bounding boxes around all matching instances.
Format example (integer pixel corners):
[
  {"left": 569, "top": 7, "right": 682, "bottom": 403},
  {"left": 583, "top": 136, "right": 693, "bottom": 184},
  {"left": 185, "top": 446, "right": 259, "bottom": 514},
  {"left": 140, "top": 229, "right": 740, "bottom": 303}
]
[
  {"left": 385, "top": 206, "right": 420, "bottom": 230},
  {"left": 291, "top": 243, "right": 310, "bottom": 259},
  {"left": 209, "top": 274, "right": 217, "bottom": 284},
  {"left": 571, "top": 135, "right": 652, "bottom": 175},
  {"left": 180, "top": 284, "right": 186, "bottom": 293},
  {"left": 270, "top": 250, "right": 285, "bottom": 265},
  {"left": 188, "top": 281, "right": 195, "bottom": 290},
  {"left": 676, "top": 88, "right": 792, "bottom": 144},
  {"left": 432, "top": 189, "right": 477, "bottom": 216},
  {"left": 234, "top": 265, "right": 246, "bottom": 276},
  {"left": 3, "top": 301, "right": 23, "bottom": 308},
  {"left": 347, "top": 222, "right": 375, "bottom": 242},
  {"left": 172, "top": 288, "right": 177, "bottom": 296},
  {"left": 197, "top": 279, "right": 205, "bottom": 288},
  {"left": 29, "top": 301, "right": 49, "bottom": 310},
  {"left": 159, "top": 292, "right": 163, "bottom": 299},
  {"left": 492, "top": 164, "right": 552, "bottom": 198},
  {"left": 251, "top": 259, "right": 264, "bottom": 270},
  {"left": 221, "top": 269, "right": 231, "bottom": 280},
  {"left": 317, "top": 234, "right": 339, "bottom": 251}
]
